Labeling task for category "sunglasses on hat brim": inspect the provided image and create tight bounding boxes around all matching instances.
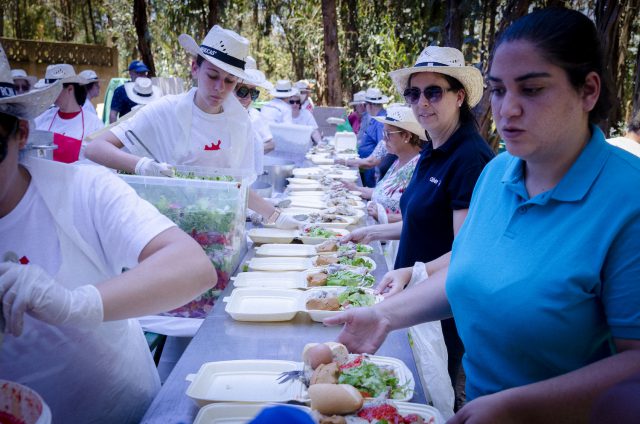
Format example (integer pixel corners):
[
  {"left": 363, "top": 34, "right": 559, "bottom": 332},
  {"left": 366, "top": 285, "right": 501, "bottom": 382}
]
[
  {"left": 403, "top": 85, "right": 455, "bottom": 105},
  {"left": 236, "top": 85, "right": 260, "bottom": 101}
]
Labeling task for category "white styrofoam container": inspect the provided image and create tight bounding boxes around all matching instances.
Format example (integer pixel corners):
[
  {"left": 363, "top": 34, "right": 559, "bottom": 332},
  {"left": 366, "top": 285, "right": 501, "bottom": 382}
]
[
  {"left": 255, "top": 244, "right": 318, "bottom": 257},
  {"left": 247, "top": 228, "right": 298, "bottom": 245},
  {"left": 248, "top": 257, "right": 315, "bottom": 272},
  {"left": 193, "top": 403, "right": 313, "bottom": 424},
  {"left": 231, "top": 271, "right": 309, "bottom": 289},
  {"left": 333, "top": 131, "right": 357, "bottom": 152},
  {"left": 299, "top": 228, "right": 350, "bottom": 245}
]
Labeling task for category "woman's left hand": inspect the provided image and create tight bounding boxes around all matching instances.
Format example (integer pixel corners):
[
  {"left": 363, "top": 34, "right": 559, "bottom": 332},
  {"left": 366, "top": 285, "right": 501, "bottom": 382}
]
[
  {"left": 447, "top": 392, "right": 519, "bottom": 424},
  {"left": 367, "top": 203, "right": 378, "bottom": 219}
]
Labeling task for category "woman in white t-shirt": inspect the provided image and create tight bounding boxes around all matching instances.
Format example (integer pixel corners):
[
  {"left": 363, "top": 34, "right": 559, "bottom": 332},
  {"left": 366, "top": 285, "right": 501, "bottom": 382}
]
[
  {"left": 0, "top": 45, "right": 214, "bottom": 424},
  {"left": 289, "top": 94, "right": 322, "bottom": 144},
  {"left": 85, "top": 26, "right": 300, "bottom": 229},
  {"left": 34, "top": 64, "right": 104, "bottom": 163}
]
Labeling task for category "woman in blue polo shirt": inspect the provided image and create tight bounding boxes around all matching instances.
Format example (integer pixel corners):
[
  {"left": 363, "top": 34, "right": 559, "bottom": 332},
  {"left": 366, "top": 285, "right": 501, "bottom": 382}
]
[
  {"left": 327, "top": 8, "right": 640, "bottom": 423},
  {"left": 344, "top": 46, "right": 494, "bottom": 390}
]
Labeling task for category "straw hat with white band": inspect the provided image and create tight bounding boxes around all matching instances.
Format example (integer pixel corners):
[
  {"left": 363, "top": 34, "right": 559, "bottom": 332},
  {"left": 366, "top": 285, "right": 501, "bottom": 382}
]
[
  {"left": 11, "top": 69, "right": 37, "bottom": 86},
  {"left": 124, "top": 77, "right": 162, "bottom": 105},
  {"left": 372, "top": 104, "right": 427, "bottom": 141},
  {"left": 0, "top": 45, "right": 62, "bottom": 120},
  {"left": 270, "top": 79, "right": 299, "bottom": 98},
  {"left": 40, "top": 64, "right": 90, "bottom": 86},
  {"left": 243, "top": 56, "right": 274, "bottom": 91},
  {"left": 364, "top": 87, "right": 389, "bottom": 104},
  {"left": 178, "top": 25, "right": 251, "bottom": 81},
  {"left": 349, "top": 90, "right": 366, "bottom": 105},
  {"left": 389, "top": 46, "right": 484, "bottom": 107},
  {"left": 294, "top": 80, "right": 312, "bottom": 93}
]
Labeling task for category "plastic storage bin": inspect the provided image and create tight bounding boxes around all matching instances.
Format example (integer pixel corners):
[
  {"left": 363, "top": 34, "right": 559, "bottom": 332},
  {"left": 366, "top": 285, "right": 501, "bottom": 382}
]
[{"left": 120, "top": 165, "right": 253, "bottom": 318}]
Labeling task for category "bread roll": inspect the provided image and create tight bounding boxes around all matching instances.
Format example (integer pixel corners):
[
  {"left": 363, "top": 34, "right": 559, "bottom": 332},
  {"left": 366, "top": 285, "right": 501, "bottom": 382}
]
[
  {"left": 325, "top": 342, "right": 350, "bottom": 365},
  {"left": 308, "top": 384, "right": 364, "bottom": 415}
]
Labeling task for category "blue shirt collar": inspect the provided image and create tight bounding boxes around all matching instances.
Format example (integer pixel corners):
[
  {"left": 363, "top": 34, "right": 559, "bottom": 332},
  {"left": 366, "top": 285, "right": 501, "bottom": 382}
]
[{"left": 501, "top": 125, "right": 610, "bottom": 202}]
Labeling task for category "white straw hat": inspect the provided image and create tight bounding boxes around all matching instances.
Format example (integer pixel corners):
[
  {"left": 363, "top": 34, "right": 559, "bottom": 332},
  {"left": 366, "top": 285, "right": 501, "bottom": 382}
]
[
  {"left": 294, "top": 80, "right": 312, "bottom": 92},
  {"left": 179, "top": 25, "right": 251, "bottom": 81},
  {"left": 243, "top": 56, "right": 274, "bottom": 91},
  {"left": 364, "top": 87, "right": 389, "bottom": 104},
  {"left": 78, "top": 69, "right": 100, "bottom": 82},
  {"left": 0, "top": 44, "right": 62, "bottom": 120},
  {"left": 41, "top": 64, "right": 90, "bottom": 86},
  {"left": 10, "top": 69, "right": 37, "bottom": 86},
  {"left": 124, "top": 77, "right": 162, "bottom": 105},
  {"left": 349, "top": 90, "right": 366, "bottom": 105},
  {"left": 270, "top": 79, "right": 299, "bottom": 98},
  {"left": 389, "top": 46, "right": 484, "bottom": 107},
  {"left": 372, "top": 104, "right": 427, "bottom": 141}
]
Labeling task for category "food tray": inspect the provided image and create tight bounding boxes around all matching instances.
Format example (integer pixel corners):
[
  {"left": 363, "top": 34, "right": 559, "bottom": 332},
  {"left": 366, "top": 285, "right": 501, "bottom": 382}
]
[
  {"left": 223, "top": 287, "right": 381, "bottom": 322},
  {"left": 248, "top": 257, "right": 315, "bottom": 272},
  {"left": 186, "top": 360, "right": 308, "bottom": 406},
  {"left": 287, "top": 183, "right": 324, "bottom": 191},
  {"left": 186, "top": 356, "right": 415, "bottom": 406},
  {"left": 256, "top": 244, "right": 319, "bottom": 257},
  {"left": 361, "top": 401, "right": 443, "bottom": 424},
  {"left": 289, "top": 198, "right": 327, "bottom": 209},
  {"left": 313, "top": 255, "right": 376, "bottom": 271},
  {"left": 193, "top": 403, "right": 313, "bottom": 424},
  {"left": 247, "top": 228, "right": 298, "bottom": 244},
  {"left": 231, "top": 271, "right": 308, "bottom": 289},
  {"left": 287, "top": 177, "right": 322, "bottom": 185},
  {"left": 292, "top": 167, "right": 325, "bottom": 178}
]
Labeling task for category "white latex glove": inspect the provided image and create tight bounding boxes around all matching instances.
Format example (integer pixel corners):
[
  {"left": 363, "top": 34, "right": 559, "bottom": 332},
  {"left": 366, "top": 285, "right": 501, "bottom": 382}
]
[
  {"left": 409, "top": 261, "right": 429, "bottom": 287},
  {"left": 0, "top": 263, "right": 103, "bottom": 337},
  {"left": 135, "top": 157, "right": 175, "bottom": 177},
  {"left": 275, "top": 213, "right": 303, "bottom": 230}
]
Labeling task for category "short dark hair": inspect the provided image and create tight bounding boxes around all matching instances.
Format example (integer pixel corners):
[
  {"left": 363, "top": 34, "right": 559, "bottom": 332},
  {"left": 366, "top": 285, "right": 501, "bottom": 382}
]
[
  {"left": 63, "top": 83, "right": 88, "bottom": 107},
  {"left": 493, "top": 7, "right": 612, "bottom": 124},
  {"left": 628, "top": 111, "right": 640, "bottom": 134},
  {"left": 196, "top": 55, "right": 206, "bottom": 67}
]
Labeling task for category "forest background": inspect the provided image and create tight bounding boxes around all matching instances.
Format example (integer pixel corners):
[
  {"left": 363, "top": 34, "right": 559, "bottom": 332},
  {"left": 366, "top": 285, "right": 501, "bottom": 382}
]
[{"left": 1, "top": 0, "right": 639, "bottom": 143}]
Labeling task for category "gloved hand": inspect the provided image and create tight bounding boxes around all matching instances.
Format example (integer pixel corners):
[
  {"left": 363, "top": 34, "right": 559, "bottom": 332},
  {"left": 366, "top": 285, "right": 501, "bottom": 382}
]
[
  {"left": 249, "top": 212, "right": 264, "bottom": 226},
  {"left": 0, "top": 263, "right": 104, "bottom": 337},
  {"left": 275, "top": 213, "right": 304, "bottom": 230},
  {"left": 135, "top": 157, "right": 175, "bottom": 177}
]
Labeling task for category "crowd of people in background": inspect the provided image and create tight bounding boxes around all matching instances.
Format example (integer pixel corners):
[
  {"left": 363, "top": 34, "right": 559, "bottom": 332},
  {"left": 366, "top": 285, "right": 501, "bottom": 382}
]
[{"left": 0, "top": 5, "right": 639, "bottom": 424}]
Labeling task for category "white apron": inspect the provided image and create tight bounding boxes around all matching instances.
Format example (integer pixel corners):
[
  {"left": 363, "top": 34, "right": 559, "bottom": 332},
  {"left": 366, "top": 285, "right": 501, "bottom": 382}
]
[{"left": 0, "top": 159, "right": 159, "bottom": 423}]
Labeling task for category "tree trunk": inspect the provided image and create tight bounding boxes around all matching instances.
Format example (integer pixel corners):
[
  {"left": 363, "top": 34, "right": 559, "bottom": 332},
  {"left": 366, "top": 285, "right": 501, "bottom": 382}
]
[
  {"left": 321, "top": 0, "right": 342, "bottom": 106},
  {"left": 595, "top": 0, "right": 622, "bottom": 131},
  {"left": 15, "top": 0, "right": 22, "bottom": 39},
  {"left": 87, "top": 0, "right": 97, "bottom": 44},
  {"left": 133, "top": 0, "right": 157, "bottom": 77},
  {"left": 444, "top": 0, "right": 464, "bottom": 49},
  {"left": 81, "top": 0, "right": 91, "bottom": 44},
  {"left": 0, "top": 5, "right": 4, "bottom": 37},
  {"left": 208, "top": 0, "right": 220, "bottom": 27},
  {"left": 340, "top": 0, "right": 358, "bottom": 98}
]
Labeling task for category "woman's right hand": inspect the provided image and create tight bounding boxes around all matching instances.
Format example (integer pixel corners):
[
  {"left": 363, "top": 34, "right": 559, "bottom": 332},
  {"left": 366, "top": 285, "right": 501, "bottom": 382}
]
[
  {"left": 340, "top": 181, "right": 358, "bottom": 191},
  {"left": 323, "top": 306, "right": 391, "bottom": 354},
  {"left": 375, "top": 267, "right": 412, "bottom": 297},
  {"left": 340, "top": 227, "right": 375, "bottom": 244}
]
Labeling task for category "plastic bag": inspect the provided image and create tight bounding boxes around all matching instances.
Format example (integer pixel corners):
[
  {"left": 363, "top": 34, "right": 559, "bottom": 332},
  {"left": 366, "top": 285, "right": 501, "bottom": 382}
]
[{"left": 407, "top": 262, "right": 455, "bottom": 419}]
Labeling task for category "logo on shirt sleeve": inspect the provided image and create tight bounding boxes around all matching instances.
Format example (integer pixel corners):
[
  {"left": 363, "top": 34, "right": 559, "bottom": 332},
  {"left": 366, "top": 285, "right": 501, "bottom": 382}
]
[{"left": 204, "top": 139, "right": 222, "bottom": 151}]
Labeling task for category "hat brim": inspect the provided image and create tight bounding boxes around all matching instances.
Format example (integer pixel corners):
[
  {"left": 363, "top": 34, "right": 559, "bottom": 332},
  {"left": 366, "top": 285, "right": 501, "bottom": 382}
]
[
  {"left": 39, "top": 75, "right": 90, "bottom": 86},
  {"left": 349, "top": 100, "right": 365, "bottom": 106},
  {"left": 389, "top": 65, "right": 484, "bottom": 108},
  {"left": 270, "top": 88, "right": 299, "bottom": 98},
  {"left": 0, "top": 81, "right": 63, "bottom": 120},
  {"left": 179, "top": 34, "right": 251, "bottom": 81},
  {"left": 371, "top": 115, "right": 428, "bottom": 141},
  {"left": 243, "top": 69, "right": 273, "bottom": 91},
  {"left": 124, "top": 83, "right": 162, "bottom": 105}
]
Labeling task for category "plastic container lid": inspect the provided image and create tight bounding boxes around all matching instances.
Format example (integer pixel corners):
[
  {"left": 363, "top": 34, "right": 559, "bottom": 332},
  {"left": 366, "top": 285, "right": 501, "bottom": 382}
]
[{"left": 0, "top": 380, "right": 52, "bottom": 424}]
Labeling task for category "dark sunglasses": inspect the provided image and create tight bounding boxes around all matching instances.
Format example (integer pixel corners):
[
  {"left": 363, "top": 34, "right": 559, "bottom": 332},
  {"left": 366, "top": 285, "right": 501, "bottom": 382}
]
[
  {"left": 289, "top": 99, "right": 301, "bottom": 105},
  {"left": 235, "top": 85, "right": 260, "bottom": 101},
  {"left": 403, "top": 85, "right": 454, "bottom": 105}
]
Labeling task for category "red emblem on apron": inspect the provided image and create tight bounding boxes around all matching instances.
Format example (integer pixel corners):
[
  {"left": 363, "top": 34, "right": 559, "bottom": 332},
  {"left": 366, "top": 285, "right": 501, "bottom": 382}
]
[
  {"left": 204, "top": 140, "right": 222, "bottom": 151},
  {"left": 48, "top": 109, "right": 85, "bottom": 163}
]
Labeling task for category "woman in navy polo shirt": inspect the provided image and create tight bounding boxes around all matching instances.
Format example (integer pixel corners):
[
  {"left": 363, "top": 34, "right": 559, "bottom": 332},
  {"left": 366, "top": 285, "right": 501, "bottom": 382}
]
[
  {"left": 327, "top": 8, "right": 640, "bottom": 423},
  {"left": 344, "top": 46, "right": 494, "bottom": 390}
]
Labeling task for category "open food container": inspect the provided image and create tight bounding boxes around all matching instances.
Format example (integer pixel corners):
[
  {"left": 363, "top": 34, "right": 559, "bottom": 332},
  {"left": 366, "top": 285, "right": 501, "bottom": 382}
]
[
  {"left": 186, "top": 356, "right": 415, "bottom": 406},
  {"left": 223, "top": 287, "right": 382, "bottom": 322},
  {"left": 119, "top": 165, "right": 253, "bottom": 318},
  {"left": 0, "top": 380, "right": 51, "bottom": 424},
  {"left": 247, "top": 227, "right": 350, "bottom": 245},
  {"left": 255, "top": 243, "right": 372, "bottom": 258},
  {"left": 193, "top": 402, "right": 313, "bottom": 424}
]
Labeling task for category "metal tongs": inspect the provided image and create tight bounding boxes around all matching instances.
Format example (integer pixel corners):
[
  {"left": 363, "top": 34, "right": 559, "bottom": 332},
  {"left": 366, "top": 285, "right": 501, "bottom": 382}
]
[
  {"left": 277, "top": 369, "right": 308, "bottom": 385},
  {"left": 125, "top": 130, "right": 159, "bottom": 163}
]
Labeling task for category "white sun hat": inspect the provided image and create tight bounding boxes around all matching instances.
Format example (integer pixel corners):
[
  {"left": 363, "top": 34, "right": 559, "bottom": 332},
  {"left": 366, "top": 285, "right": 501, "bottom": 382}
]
[
  {"left": 178, "top": 25, "right": 251, "bottom": 81},
  {"left": 0, "top": 44, "right": 62, "bottom": 120},
  {"left": 10, "top": 69, "right": 37, "bottom": 86},
  {"left": 294, "top": 79, "right": 312, "bottom": 92},
  {"left": 124, "top": 77, "right": 162, "bottom": 105},
  {"left": 40, "top": 63, "right": 90, "bottom": 86},
  {"left": 349, "top": 90, "right": 366, "bottom": 105},
  {"left": 389, "top": 45, "right": 484, "bottom": 107},
  {"left": 372, "top": 104, "right": 427, "bottom": 141},
  {"left": 270, "top": 79, "right": 299, "bottom": 98},
  {"left": 364, "top": 87, "right": 389, "bottom": 104},
  {"left": 78, "top": 69, "right": 100, "bottom": 82},
  {"left": 243, "top": 56, "right": 274, "bottom": 91}
]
